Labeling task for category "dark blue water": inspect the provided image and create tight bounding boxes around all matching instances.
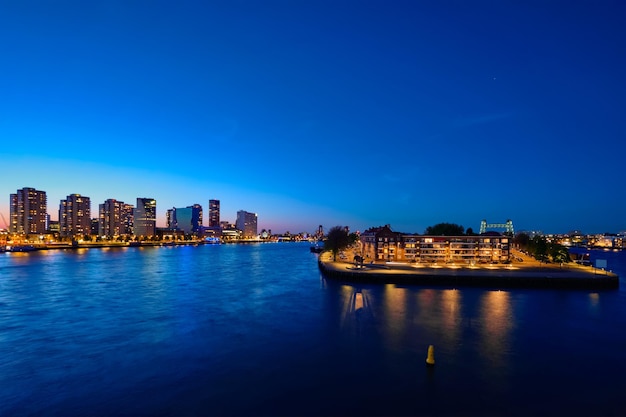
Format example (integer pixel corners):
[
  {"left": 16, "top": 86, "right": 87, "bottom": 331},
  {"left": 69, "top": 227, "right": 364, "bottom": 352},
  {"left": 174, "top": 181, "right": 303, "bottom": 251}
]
[{"left": 1, "top": 243, "right": 625, "bottom": 416}]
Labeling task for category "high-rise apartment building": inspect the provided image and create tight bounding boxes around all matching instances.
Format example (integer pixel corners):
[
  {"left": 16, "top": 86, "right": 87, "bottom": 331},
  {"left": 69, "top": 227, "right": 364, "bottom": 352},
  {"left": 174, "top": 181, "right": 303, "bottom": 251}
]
[
  {"left": 121, "top": 203, "right": 134, "bottom": 235},
  {"left": 90, "top": 218, "right": 99, "bottom": 236},
  {"left": 99, "top": 199, "right": 124, "bottom": 238},
  {"left": 166, "top": 208, "right": 176, "bottom": 229},
  {"left": 236, "top": 210, "right": 258, "bottom": 238},
  {"left": 59, "top": 194, "right": 91, "bottom": 238},
  {"left": 10, "top": 187, "right": 47, "bottom": 235},
  {"left": 133, "top": 198, "right": 156, "bottom": 237},
  {"left": 209, "top": 199, "right": 220, "bottom": 227}
]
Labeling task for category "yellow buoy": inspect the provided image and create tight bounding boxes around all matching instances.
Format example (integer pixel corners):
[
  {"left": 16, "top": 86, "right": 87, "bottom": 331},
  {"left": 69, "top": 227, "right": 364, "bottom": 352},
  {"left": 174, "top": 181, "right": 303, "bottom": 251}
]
[{"left": 426, "top": 345, "right": 435, "bottom": 366}]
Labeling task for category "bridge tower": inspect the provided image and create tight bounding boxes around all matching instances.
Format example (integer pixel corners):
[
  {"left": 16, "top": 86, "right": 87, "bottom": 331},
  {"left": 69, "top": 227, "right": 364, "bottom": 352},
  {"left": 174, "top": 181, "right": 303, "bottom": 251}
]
[{"left": 479, "top": 219, "right": 515, "bottom": 235}]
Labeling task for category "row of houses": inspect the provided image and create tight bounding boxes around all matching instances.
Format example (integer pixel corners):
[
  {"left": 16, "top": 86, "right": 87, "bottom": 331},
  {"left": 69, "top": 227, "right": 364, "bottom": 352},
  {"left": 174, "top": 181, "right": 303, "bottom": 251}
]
[{"left": 359, "top": 225, "right": 511, "bottom": 264}]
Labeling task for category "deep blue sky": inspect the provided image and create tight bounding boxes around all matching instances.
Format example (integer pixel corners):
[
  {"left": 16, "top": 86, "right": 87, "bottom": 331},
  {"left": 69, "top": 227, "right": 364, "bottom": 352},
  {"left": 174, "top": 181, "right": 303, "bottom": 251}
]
[{"left": 1, "top": 0, "right": 624, "bottom": 234}]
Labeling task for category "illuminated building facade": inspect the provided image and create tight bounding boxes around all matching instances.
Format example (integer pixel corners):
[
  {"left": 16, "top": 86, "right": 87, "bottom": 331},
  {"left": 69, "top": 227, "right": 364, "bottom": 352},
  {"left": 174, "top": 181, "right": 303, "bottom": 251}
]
[
  {"left": 59, "top": 194, "right": 91, "bottom": 238},
  {"left": 48, "top": 220, "right": 60, "bottom": 235},
  {"left": 133, "top": 198, "right": 157, "bottom": 237},
  {"left": 90, "top": 218, "right": 99, "bottom": 236},
  {"left": 360, "top": 225, "right": 403, "bottom": 262},
  {"left": 209, "top": 199, "right": 220, "bottom": 227},
  {"left": 360, "top": 225, "right": 510, "bottom": 263},
  {"left": 236, "top": 210, "right": 257, "bottom": 238},
  {"left": 10, "top": 187, "right": 47, "bottom": 235},
  {"left": 121, "top": 203, "right": 134, "bottom": 235},
  {"left": 99, "top": 199, "right": 124, "bottom": 238}
]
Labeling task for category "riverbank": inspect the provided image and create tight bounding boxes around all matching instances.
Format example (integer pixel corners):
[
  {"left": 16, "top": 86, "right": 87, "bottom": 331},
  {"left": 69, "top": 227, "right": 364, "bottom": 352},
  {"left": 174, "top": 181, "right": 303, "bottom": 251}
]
[
  {"left": 317, "top": 252, "right": 619, "bottom": 290},
  {"left": 1, "top": 241, "right": 207, "bottom": 252},
  {"left": 0, "top": 239, "right": 290, "bottom": 252}
]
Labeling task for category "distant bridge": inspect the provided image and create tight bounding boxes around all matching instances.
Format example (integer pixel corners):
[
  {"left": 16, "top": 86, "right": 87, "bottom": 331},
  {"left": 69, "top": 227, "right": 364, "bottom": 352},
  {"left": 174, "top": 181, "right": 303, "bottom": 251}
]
[{"left": 480, "top": 219, "right": 514, "bottom": 235}]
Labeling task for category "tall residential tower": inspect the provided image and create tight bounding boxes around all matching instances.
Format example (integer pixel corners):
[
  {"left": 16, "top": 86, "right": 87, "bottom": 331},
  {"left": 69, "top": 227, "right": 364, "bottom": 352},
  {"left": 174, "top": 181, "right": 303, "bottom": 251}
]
[
  {"left": 10, "top": 187, "right": 47, "bottom": 235},
  {"left": 236, "top": 210, "right": 258, "bottom": 238},
  {"left": 133, "top": 198, "right": 157, "bottom": 237},
  {"left": 209, "top": 199, "right": 220, "bottom": 227},
  {"left": 99, "top": 199, "right": 125, "bottom": 238},
  {"left": 59, "top": 194, "right": 91, "bottom": 238}
]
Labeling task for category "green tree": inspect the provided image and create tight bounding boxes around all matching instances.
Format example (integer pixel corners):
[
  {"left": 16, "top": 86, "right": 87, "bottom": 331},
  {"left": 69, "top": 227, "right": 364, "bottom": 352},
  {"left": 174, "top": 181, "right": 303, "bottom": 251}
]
[
  {"left": 466, "top": 227, "right": 476, "bottom": 236},
  {"left": 549, "top": 243, "right": 570, "bottom": 264},
  {"left": 531, "top": 236, "right": 549, "bottom": 263},
  {"left": 324, "top": 226, "right": 351, "bottom": 261},
  {"left": 425, "top": 223, "right": 465, "bottom": 236},
  {"left": 514, "top": 233, "right": 530, "bottom": 249}
]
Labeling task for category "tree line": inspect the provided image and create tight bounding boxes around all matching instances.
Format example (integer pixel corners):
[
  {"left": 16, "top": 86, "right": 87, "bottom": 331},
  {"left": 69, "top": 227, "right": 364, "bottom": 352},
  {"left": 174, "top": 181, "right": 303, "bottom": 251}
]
[{"left": 513, "top": 233, "right": 570, "bottom": 264}]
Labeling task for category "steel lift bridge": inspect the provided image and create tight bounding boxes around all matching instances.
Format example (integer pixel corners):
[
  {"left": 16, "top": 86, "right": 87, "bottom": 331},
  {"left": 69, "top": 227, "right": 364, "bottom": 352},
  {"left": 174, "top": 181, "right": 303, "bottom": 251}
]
[{"left": 479, "top": 219, "right": 515, "bottom": 235}]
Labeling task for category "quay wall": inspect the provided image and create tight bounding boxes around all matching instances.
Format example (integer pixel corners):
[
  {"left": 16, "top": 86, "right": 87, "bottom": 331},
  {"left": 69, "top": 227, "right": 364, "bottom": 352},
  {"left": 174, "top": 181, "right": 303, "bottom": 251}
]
[{"left": 318, "top": 259, "right": 619, "bottom": 290}]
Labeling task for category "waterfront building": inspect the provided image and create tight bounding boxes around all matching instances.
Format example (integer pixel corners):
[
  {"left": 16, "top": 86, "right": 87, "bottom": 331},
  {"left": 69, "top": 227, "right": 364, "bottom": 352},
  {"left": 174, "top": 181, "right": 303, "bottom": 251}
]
[
  {"left": 99, "top": 199, "right": 125, "bottom": 238},
  {"left": 121, "top": 203, "right": 134, "bottom": 235},
  {"left": 166, "top": 208, "right": 176, "bottom": 229},
  {"left": 200, "top": 226, "right": 222, "bottom": 238},
  {"left": 48, "top": 220, "right": 60, "bottom": 236},
  {"left": 10, "top": 187, "right": 47, "bottom": 235},
  {"left": 221, "top": 228, "right": 242, "bottom": 241},
  {"left": 192, "top": 204, "right": 203, "bottom": 232},
  {"left": 90, "top": 218, "right": 99, "bottom": 236},
  {"left": 209, "top": 199, "right": 220, "bottom": 227},
  {"left": 156, "top": 227, "right": 185, "bottom": 241},
  {"left": 168, "top": 204, "right": 203, "bottom": 235},
  {"left": 133, "top": 198, "right": 157, "bottom": 237},
  {"left": 360, "top": 225, "right": 511, "bottom": 264},
  {"left": 220, "top": 221, "right": 235, "bottom": 230},
  {"left": 449, "top": 237, "right": 479, "bottom": 263},
  {"left": 236, "top": 210, "right": 258, "bottom": 238},
  {"left": 403, "top": 235, "right": 419, "bottom": 261},
  {"left": 360, "top": 225, "right": 403, "bottom": 262},
  {"left": 59, "top": 194, "right": 91, "bottom": 238}
]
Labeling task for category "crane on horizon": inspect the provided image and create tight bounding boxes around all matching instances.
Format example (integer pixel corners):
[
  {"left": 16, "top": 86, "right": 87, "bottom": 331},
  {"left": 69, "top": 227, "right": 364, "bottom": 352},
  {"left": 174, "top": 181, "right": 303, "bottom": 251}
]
[{"left": 0, "top": 212, "right": 9, "bottom": 230}]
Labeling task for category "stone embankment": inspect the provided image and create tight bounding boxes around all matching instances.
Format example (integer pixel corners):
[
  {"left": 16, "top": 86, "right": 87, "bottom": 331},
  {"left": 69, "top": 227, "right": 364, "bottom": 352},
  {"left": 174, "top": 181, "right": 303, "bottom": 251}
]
[{"left": 317, "top": 252, "right": 619, "bottom": 290}]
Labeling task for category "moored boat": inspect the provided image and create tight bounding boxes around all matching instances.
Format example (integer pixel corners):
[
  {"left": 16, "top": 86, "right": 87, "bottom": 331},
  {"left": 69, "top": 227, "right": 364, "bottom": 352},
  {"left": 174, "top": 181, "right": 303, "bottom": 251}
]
[
  {"left": 6, "top": 245, "right": 38, "bottom": 252},
  {"left": 310, "top": 245, "right": 324, "bottom": 253}
]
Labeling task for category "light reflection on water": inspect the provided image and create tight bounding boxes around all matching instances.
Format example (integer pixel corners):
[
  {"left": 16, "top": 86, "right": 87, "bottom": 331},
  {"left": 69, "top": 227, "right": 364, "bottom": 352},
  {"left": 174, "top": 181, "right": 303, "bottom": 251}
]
[
  {"left": 479, "top": 290, "right": 513, "bottom": 368},
  {"left": 1, "top": 243, "right": 625, "bottom": 416},
  {"left": 440, "top": 289, "right": 462, "bottom": 350},
  {"left": 336, "top": 285, "right": 513, "bottom": 367}
]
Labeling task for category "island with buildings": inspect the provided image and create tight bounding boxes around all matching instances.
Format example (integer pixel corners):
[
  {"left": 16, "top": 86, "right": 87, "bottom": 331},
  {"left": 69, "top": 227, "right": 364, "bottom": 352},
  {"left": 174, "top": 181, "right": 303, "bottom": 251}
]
[{"left": 317, "top": 224, "right": 620, "bottom": 290}]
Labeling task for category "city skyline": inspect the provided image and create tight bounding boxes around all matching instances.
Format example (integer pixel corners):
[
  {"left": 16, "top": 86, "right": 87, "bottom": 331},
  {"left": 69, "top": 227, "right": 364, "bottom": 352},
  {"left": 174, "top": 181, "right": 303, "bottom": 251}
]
[
  {"left": 3, "top": 184, "right": 625, "bottom": 237},
  {"left": 4, "top": 186, "right": 261, "bottom": 233},
  {"left": 1, "top": 1, "right": 624, "bottom": 235}
]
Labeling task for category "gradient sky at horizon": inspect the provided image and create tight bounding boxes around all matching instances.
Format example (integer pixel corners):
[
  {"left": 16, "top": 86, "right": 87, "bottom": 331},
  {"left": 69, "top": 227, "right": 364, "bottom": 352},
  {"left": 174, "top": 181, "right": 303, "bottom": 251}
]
[{"left": 1, "top": 0, "right": 624, "bottom": 234}]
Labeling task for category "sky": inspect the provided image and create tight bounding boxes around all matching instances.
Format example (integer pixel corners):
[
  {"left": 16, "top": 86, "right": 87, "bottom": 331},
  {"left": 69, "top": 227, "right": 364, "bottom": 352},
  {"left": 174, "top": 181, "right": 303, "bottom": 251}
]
[{"left": 1, "top": 0, "right": 624, "bottom": 235}]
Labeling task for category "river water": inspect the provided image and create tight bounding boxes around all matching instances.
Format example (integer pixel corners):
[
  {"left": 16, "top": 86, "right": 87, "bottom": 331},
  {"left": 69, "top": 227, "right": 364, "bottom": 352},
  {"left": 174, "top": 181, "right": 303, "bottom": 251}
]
[{"left": 1, "top": 242, "right": 625, "bottom": 416}]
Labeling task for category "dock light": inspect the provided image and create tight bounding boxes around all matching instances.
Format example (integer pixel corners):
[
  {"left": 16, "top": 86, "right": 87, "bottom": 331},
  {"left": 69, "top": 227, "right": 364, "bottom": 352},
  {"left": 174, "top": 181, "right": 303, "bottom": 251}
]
[{"left": 426, "top": 345, "right": 435, "bottom": 366}]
